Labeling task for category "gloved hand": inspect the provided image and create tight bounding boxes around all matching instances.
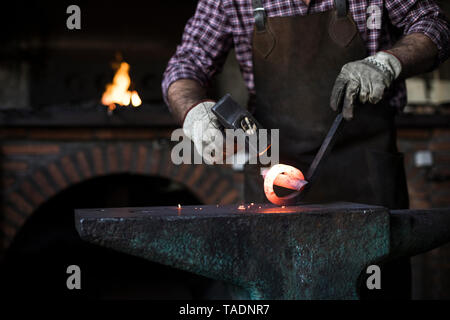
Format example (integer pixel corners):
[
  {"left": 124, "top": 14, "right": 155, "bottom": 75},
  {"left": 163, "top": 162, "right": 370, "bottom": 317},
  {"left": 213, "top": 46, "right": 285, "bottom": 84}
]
[
  {"left": 330, "top": 51, "right": 402, "bottom": 120},
  {"left": 183, "top": 101, "right": 224, "bottom": 163}
]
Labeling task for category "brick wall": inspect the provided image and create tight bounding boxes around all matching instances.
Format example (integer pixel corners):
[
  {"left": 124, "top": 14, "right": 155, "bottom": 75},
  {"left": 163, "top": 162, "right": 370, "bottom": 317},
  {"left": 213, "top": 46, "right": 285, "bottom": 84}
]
[
  {"left": 0, "top": 128, "right": 243, "bottom": 253},
  {"left": 398, "top": 128, "right": 450, "bottom": 299}
]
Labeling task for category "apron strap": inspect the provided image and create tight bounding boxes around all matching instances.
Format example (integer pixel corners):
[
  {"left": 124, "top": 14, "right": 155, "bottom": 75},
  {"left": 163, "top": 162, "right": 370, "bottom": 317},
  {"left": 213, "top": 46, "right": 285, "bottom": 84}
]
[
  {"left": 334, "top": 0, "right": 348, "bottom": 18},
  {"left": 252, "top": 0, "right": 267, "bottom": 32}
]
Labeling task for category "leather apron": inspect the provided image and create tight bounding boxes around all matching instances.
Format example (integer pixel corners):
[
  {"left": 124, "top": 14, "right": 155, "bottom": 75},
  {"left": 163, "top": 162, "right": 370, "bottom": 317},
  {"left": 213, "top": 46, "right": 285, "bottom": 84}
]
[
  {"left": 244, "top": 0, "right": 411, "bottom": 299},
  {"left": 245, "top": 0, "right": 409, "bottom": 211}
]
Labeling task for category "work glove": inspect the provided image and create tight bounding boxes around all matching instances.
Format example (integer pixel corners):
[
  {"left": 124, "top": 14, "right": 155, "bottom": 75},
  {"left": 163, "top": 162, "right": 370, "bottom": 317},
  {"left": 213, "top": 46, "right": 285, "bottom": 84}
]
[
  {"left": 330, "top": 51, "right": 402, "bottom": 120},
  {"left": 183, "top": 101, "right": 224, "bottom": 164}
]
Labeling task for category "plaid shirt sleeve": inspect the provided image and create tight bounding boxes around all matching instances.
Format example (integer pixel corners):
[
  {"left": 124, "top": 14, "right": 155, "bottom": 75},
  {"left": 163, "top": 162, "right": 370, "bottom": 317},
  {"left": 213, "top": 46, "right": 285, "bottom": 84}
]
[
  {"left": 386, "top": 0, "right": 450, "bottom": 64},
  {"left": 161, "top": 0, "right": 233, "bottom": 107}
]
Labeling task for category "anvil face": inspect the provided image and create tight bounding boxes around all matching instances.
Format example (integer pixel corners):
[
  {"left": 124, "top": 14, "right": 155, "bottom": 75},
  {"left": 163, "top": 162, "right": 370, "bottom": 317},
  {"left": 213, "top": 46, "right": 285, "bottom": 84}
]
[
  {"left": 76, "top": 202, "right": 390, "bottom": 300},
  {"left": 76, "top": 202, "right": 380, "bottom": 218}
]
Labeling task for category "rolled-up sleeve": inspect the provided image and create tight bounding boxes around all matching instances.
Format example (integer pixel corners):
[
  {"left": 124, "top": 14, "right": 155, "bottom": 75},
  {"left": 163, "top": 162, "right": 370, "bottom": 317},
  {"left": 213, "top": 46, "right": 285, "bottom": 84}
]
[
  {"left": 386, "top": 0, "right": 450, "bottom": 64},
  {"left": 161, "top": 0, "right": 233, "bottom": 108}
]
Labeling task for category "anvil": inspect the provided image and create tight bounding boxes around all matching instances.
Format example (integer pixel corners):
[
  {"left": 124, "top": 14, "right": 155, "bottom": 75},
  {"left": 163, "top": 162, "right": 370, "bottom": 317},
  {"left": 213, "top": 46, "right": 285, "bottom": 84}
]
[{"left": 75, "top": 203, "right": 450, "bottom": 299}]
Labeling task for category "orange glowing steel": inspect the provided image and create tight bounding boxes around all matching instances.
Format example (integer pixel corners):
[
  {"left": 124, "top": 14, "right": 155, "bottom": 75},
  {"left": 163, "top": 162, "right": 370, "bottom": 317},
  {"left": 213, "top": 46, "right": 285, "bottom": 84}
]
[
  {"left": 258, "top": 144, "right": 271, "bottom": 157},
  {"left": 262, "top": 167, "right": 306, "bottom": 191},
  {"left": 263, "top": 164, "right": 308, "bottom": 206},
  {"left": 257, "top": 207, "right": 299, "bottom": 214},
  {"left": 101, "top": 62, "right": 142, "bottom": 110}
]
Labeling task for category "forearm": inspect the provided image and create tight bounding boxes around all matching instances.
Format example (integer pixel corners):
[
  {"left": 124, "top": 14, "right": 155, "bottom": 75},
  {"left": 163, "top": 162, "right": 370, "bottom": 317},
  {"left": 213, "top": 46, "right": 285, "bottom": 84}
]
[
  {"left": 167, "top": 79, "right": 209, "bottom": 124},
  {"left": 163, "top": 0, "right": 232, "bottom": 124},
  {"left": 387, "top": 33, "right": 439, "bottom": 79}
]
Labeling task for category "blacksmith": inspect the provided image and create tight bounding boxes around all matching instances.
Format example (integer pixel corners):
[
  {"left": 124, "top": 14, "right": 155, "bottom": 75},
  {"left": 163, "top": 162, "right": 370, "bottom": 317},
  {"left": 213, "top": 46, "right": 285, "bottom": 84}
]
[{"left": 162, "top": 0, "right": 450, "bottom": 299}]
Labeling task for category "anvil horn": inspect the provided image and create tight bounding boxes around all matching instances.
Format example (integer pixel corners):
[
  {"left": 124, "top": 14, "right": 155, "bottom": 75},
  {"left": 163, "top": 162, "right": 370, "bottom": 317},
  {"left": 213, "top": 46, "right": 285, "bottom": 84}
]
[{"left": 390, "top": 208, "right": 450, "bottom": 260}]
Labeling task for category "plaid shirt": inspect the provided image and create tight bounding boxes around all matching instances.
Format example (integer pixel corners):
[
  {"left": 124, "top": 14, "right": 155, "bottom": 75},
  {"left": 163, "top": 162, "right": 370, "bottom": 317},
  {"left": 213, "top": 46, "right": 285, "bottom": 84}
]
[{"left": 162, "top": 0, "right": 450, "bottom": 110}]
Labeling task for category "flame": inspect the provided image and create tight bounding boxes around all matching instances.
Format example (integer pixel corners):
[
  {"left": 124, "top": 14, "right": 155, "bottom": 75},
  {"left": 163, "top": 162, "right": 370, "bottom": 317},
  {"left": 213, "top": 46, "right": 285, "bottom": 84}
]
[
  {"left": 101, "top": 62, "right": 142, "bottom": 110},
  {"left": 131, "top": 91, "right": 142, "bottom": 107}
]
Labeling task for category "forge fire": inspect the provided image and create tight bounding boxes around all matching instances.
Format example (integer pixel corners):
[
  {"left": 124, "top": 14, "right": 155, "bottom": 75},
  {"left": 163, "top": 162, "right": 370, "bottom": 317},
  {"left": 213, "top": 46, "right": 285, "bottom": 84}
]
[{"left": 101, "top": 61, "right": 142, "bottom": 112}]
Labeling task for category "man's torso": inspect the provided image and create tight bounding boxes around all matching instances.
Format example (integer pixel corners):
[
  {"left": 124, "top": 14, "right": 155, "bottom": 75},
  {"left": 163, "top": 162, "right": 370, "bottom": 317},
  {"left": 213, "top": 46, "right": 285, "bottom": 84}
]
[{"left": 220, "top": 0, "right": 403, "bottom": 105}]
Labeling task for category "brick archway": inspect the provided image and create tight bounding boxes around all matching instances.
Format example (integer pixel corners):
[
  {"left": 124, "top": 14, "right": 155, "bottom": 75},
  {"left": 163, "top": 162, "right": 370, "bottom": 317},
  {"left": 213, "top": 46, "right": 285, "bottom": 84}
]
[{"left": 0, "top": 140, "right": 241, "bottom": 251}]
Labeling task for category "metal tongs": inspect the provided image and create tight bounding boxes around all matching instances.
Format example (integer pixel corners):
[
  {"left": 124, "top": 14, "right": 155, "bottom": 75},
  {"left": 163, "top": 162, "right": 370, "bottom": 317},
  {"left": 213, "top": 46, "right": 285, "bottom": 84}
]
[{"left": 296, "top": 112, "right": 344, "bottom": 201}]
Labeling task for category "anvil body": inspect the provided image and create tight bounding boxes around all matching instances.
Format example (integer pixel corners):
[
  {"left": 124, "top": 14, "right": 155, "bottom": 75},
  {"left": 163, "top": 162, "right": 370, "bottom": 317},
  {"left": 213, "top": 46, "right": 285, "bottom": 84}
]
[{"left": 75, "top": 203, "right": 450, "bottom": 300}]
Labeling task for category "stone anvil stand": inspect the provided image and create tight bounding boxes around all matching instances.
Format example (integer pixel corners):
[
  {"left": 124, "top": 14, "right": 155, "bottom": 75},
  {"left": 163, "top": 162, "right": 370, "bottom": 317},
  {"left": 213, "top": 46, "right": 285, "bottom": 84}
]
[{"left": 75, "top": 203, "right": 450, "bottom": 299}]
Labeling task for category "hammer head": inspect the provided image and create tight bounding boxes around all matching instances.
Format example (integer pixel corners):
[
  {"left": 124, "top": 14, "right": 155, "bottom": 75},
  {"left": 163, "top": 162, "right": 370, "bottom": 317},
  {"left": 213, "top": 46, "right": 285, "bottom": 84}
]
[{"left": 211, "top": 94, "right": 262, "bottom": 134}]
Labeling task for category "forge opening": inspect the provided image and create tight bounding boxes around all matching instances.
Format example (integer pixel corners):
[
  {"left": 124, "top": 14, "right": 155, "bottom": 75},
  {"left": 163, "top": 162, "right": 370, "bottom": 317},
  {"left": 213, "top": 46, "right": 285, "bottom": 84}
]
[{"left": 0, "top": 174, "right": 229, "bottom": 299}]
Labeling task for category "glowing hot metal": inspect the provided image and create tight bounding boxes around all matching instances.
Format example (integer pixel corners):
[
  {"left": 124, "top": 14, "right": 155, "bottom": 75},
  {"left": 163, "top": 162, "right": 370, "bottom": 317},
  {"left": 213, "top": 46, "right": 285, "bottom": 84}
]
[
  {"left": 263, "top": 113, "right": 344, "bottom": 206},
  {"left": 263, "top": 164, "right": 308, "bottom": 206}
]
